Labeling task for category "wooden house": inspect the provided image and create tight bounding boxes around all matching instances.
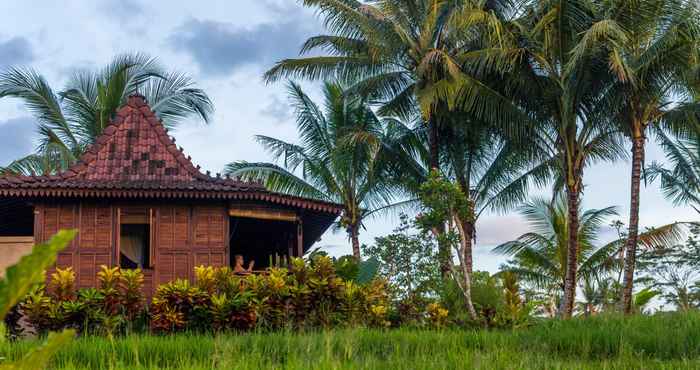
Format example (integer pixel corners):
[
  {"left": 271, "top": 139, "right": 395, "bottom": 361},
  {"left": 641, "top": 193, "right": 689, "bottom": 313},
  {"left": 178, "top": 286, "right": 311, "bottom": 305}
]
[{"left": 0, "top": 95, "right": 342, "bottom": 294}]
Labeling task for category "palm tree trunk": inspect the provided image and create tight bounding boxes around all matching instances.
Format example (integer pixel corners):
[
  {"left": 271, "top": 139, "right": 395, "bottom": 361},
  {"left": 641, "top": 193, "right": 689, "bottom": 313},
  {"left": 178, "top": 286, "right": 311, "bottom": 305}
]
[
  {"left": 455, "top": 216, "right": 479, "bottom": 321},
  {"left": 561, "top": 186, "right": 580, "bottom": 318},
  {"left": 431, "top": 225, "right": 452, "bottom": 278},
  {"left": 429, "top": 117, "right": 439, "bottom": 170},
  {"left": 622, "top": 133, "right": 645, "bottom": 314},
  {"left": 461, "top": 219, "right": 474, "bottom": 274},
  {"left": 349, "top": 224, "right": 361, "bottom": 261}
]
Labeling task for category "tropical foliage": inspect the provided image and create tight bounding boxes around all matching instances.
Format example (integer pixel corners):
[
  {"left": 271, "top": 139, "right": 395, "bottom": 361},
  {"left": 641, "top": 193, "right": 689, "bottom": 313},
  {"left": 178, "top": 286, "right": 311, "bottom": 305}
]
[
  {"left": 494, "top": 197, "right": 684, "bottom": 316},
  {"left": 362, "top": 213, "right": 440, "bottom": 301},
  {"left": 649, "top": 134, "right": 700, "bottom": 213},
  {"left": 1, "top": 0, "right": 700, "bottom": 344},
  {"left": 16, "top": 256, "right": 392, "bottom": 336},
  {"left": 600, "top": 0, "right": 700, "bottom": 314},
  {"left": 225, "top": 82, "right": 398, "bottom": 259},
  {"left": 0, "top": 230, "right": 76, "bottom": 369},
  {"left": 263, "top": 0, "right": 522, "bottom": 170}
]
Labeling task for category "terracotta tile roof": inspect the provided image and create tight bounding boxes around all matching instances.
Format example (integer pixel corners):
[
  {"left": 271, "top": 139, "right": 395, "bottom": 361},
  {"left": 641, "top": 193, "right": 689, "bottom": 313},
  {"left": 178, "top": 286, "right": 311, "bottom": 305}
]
[{"left": 0, "top": 95, "right": 342, "bottom": 214}]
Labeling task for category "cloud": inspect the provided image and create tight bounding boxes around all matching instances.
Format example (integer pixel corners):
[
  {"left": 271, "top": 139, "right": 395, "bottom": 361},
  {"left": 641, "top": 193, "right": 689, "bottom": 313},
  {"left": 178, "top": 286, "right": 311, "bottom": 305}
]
[
  {"left": 169, "top": 4, "right": 320, "bottom": 76},
  {"left": 475, "top": 214, "right": 530, "bottom": 246},
  {"left": 97, "top": 0, "right": 145, "bottom": 19},
  {"left": 0, "top": 117, "right": 37, "bottom": 166},
  {"left": 259, "top": 95, "right": 293, "bottom": 123},
  {"left": 95, "top": 0, "right": 148, "bottom": 32},
  {"left": 0, "top": 37, "right": 34, "bottom": 67}
]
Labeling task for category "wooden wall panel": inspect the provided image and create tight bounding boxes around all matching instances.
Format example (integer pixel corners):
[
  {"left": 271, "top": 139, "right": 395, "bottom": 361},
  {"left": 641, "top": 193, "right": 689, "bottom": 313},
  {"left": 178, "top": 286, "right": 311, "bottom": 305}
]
[
  {"left": 95, "top": 207, "right": 112, "bottom": 249},
  {"left": 79, "top": 205, "right": 96, "bottom": 247},
  {"left": 58, "top": 206, "right": 76, "bottom": 238},
  {"left": 77, "top": 253, "right": 110, "bottom": 288},
  {"left": 158, "top": 206, "right": 190, "bottom": 249},
  {"left": 78, "top": 204, "right": 112, "bottom": 251},
  {"left": 174, "top": 208, "right": 189, "bottom": 248},
  {"left": 155, "top": 251, "right": 191, "bottom": 285},
  {"left": 39, "top": 204, "right": 79, "bottom": 242},
  {"left": 193, "top": 206, "right": 225, "bottom": 247},
  {"left": 157, "top": 253, "right": 174, "bottom": 285},
  {"left": 42, "top": 206, "right": 59, "bottom": 242},
  {"left": 143, "top": 270, "right": 154, "bottom": 299},
  {"left": 158, "top": 208, "right": 174, "bottom": 249},
  {"left": 57, "top": 252, "right": 74, "bottom": 269},
  {"left": 154, "top": 204, "right": 227, "bottom": 285},
  {"left": 193, "top": 251, "right": 226, "bottom": 268},
  {"left": 33, "top": 201, "right": 231, "bottom": 294},
  {"left": 174, "top": 253, "right": 190, "bottom": 280}
]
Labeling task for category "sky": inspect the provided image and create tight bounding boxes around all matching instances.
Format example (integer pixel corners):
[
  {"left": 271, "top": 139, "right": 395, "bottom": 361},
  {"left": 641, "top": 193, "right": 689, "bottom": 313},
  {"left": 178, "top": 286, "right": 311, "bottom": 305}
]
[{"left": 0, "top": 0, "right": 696, "bottom": 273}]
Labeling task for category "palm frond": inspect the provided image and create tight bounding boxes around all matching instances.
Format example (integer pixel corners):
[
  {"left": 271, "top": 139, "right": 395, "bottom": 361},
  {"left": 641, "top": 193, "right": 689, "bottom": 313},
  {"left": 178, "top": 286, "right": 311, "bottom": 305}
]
[{"left": 224, "top": 162, "right": 329, "bottom": 201}]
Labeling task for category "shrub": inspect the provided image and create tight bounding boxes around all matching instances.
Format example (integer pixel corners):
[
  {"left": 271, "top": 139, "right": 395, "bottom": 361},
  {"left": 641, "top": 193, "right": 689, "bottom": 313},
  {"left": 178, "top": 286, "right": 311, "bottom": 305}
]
[
  {"left": 49, "top": 267, "right": 76, "bottom": 301},
  {"left": 426, "top": 303, "right": 450, "bottom": 328},
  {"left": 21, "top": 286, "right": 54, "bottom": 335},
  {"left": 97, "top": 266, "right": 122, "bottom": 316},
  {"left": 364, "top": 279, "right": 391, "bottom": 328},
  {"left": 210, "top": 292, "right": 256, "bottom": 331},
  {"left": 23, "top": 258, "right": 391, "bottom": 336},
  {"left": 3, "top": 303, "right": 24, "bottom": 340},
  {"left": 334, "top": 255, "right": 360, "bottom": 281},
  {"left": 22, "top": 266, "right": 146, "bottom": 336},
  {"left": 120, "top": 269, "right": 145, "bottom": 321},
  {"left": 150, "top": 279, "right": 208, "bottom": 333}
]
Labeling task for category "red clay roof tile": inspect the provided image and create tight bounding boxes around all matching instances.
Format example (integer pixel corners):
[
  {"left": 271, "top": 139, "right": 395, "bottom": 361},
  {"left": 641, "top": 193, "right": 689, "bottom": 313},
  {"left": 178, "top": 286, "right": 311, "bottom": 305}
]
[{"left": 0, "top": 95, "right": 342, "bottom": 214}]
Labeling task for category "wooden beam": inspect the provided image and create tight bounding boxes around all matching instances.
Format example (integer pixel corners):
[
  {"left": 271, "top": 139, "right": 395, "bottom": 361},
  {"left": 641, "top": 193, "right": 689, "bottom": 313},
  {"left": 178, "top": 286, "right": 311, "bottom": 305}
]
[
  {"left": 0, "top": 237, "right": 34, "bottom": 243},
  {"left": 228, "top": 207, "right": 297, "bottom": 222},
  {"left": 120, "top": 207, "right": 149, "bottom": 224}
]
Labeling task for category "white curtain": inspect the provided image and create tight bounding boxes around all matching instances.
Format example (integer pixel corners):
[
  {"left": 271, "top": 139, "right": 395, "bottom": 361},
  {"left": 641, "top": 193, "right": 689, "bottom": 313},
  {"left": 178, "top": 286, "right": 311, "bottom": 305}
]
[{"left": 121, "top": 234, "right": 144, "bottom": 267}]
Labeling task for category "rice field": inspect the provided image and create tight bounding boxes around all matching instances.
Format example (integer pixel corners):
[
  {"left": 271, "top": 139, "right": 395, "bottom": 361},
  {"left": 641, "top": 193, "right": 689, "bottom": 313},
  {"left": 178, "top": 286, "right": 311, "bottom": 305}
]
[{"left": 2, "top": 312, "right": 699, "bottom": 369}]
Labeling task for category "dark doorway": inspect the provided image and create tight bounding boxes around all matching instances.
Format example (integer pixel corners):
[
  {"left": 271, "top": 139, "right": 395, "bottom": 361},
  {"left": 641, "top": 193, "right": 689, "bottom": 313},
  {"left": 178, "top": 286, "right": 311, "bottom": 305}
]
[
  {"left": 0, "top": 198, "right": 34, "bottom": 237},
  {"left": 229, "top": 217, "right": 295, "bottom": 270}
]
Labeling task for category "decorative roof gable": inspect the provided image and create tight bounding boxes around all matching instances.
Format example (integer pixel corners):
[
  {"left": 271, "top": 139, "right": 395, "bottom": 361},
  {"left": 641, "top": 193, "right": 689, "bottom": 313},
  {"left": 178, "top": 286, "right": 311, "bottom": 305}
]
[
  {"left": 65, "top": 95, "right": 205, "bottom": 182},
  {"left": 0, "top": 95, "right": 343, "bottom": 214}
]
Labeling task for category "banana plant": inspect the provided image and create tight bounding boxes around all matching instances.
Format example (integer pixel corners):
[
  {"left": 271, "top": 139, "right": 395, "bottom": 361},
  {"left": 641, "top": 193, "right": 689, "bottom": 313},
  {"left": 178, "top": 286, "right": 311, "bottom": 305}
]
[{"left": 0, "top": 230, "right": 76, "bottom": 370}]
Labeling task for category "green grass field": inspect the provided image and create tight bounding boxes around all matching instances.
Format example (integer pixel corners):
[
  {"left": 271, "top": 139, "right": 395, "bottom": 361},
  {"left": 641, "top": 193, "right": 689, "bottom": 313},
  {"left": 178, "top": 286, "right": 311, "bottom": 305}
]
[{"left": 2, "top": 312, "right": 699, "bottom": 369}]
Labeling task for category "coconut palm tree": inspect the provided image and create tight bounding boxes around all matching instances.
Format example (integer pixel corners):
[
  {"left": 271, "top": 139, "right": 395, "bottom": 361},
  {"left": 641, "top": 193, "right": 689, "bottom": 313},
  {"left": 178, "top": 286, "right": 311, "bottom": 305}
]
[
  {"left": 383, "top": 115, "right": 552, "bottom": 273},
  {"left": 495, "top": 196, "right": 684, "bottom": 316},
  {"left": 264, "top": 0, "right": 523, "bottom": 170},
  {"left": 480, "top": 0, "right": 642, "bottom": 317},
  {"left": 577, "top": 277, "right": 604, "bottom": 317},
  {"left": 225, "top": 82, "right": 397, "bottom": 260},
  {"left": 587, "top": 0, "right": 700, "bottom": 314},
  {"left": 441, "top": 118, "right": 553, "bottom": 274},
  {"left": 494, "top": 197, "right": 622, "bottom": 303},
  {"left": 0, "top": 53, "right": 213, "bottom": 175}
]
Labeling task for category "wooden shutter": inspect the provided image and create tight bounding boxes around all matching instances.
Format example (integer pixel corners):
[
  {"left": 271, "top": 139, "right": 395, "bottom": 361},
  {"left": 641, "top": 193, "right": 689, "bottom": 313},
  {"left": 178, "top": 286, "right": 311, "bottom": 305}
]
[{"left": 193, "top": 206, "right": 225, "bottom": 247}]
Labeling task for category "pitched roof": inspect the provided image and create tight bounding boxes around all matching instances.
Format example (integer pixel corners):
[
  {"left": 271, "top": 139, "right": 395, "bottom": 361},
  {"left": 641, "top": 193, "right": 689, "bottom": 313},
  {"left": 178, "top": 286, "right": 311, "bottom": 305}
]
[{"left": 0, "top": 95, "right": 342, "bottom": 214}]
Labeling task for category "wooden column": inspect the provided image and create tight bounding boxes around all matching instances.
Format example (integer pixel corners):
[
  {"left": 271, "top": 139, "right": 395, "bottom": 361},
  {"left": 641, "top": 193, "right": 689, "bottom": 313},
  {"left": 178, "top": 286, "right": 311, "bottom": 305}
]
[
  {"left": 296, "top": 218, "right": 303, "bottom": 257},
  {"left": 287, "top": 231, "right": 295, "bottom": 258}
]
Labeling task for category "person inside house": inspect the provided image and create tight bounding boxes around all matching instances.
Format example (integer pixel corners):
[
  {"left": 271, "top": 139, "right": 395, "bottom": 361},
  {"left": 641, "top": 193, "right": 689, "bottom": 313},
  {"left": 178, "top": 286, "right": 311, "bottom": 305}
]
[{"left": 233, "top": 254, "right": 255, "bottom": 275}]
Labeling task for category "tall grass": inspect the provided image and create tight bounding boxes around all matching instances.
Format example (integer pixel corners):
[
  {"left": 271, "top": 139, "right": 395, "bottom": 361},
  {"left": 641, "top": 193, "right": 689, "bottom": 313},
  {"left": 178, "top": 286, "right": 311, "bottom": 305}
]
[{"left": 1, "top": 312, "right": 699, "bottom": 369}]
